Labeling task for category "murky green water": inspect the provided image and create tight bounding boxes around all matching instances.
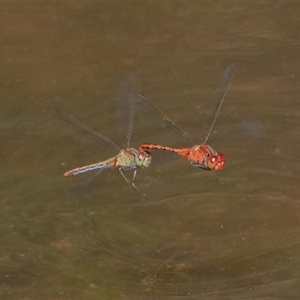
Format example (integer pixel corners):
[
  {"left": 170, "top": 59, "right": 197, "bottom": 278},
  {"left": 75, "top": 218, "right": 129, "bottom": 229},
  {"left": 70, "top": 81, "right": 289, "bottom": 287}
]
[{"left": 1, "top": 3, "right": 300, "bottom": 299}]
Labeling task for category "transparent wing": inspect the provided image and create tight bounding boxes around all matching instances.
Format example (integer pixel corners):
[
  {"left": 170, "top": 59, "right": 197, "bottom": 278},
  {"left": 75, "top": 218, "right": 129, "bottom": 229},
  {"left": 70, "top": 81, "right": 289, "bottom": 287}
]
[
  {"left": 201, "top": 64, "right": 235, "bottom": 143},
  {"left": 133, "top": 94, "right": 192, "bottom": 166},
  {"left": 134, "top": 94, "right": 195, "bottom": 149},
  {"left": 53, "top": 106, "right": 120, "bottom": 152},
  {"left": 138, "top": 94, "right": 194, "bottom": 145},
  {"left": 115, "top": 73, "right": 140, "bottom": 148},
  {"left": 210, "top": 117, "right": 264, "bottom": 145}
]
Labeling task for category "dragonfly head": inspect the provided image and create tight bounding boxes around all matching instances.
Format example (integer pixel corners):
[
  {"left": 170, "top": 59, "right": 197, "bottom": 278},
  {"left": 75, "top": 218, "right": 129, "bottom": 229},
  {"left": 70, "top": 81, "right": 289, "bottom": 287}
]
[
  {"left": 136, "top": 150, "right": 152, "bottom": 168},
  {"left": 207, "top": 153, "right": 225, "bottom": 170}
]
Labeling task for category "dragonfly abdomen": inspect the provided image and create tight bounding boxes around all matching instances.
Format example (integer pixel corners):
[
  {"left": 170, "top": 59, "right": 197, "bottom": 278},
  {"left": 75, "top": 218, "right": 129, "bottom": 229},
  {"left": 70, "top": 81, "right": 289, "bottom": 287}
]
[
  {"left": 64, "top": 157, "right": 116, "bottom": 176},
  {"left": 140, "top": 143, "right": 191, "bottom": 157}
]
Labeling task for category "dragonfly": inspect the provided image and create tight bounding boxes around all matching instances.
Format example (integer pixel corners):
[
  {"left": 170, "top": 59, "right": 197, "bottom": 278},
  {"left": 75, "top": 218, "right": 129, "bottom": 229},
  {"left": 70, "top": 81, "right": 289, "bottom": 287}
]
[
  {"left": 139, "top": 64, "right": 235, "bottom": 170},
  {"left": 63, "top": 93, "right": 152, "bottom": 197}
]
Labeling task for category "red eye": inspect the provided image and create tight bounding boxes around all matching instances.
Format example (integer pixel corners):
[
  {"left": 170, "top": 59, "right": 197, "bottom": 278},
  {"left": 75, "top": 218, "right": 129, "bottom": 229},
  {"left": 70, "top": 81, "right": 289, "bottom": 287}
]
[
  {"left": 208, "top": 153, "right": 225, "bottom": 170},
  {"left": 208, "top": 155, "right": 218, "bottom": 168},
  {"left": 215, "top": 153, "right": 225, "bottom": 170},
  {"left": 139, "top": 150, "right": 150, "bottom": 160}
]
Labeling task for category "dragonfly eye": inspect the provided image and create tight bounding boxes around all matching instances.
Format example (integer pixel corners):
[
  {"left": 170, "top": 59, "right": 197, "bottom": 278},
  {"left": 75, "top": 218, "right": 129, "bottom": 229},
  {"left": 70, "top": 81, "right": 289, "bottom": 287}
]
[
  {"left": 208, "top": 153, "right": 225, "bottom": 170},
  {"left": 138, "top": 150, "right": 150, "bottom": 159},
  {"left": 137, "top": 151, "right": 152, "bottom": 168}
]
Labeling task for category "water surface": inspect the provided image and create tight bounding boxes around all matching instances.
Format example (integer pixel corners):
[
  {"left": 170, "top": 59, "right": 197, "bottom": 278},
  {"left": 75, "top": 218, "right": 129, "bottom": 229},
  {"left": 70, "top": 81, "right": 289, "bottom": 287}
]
[{"left": 1, "top": 3, "right": 300, "bottom": 299}]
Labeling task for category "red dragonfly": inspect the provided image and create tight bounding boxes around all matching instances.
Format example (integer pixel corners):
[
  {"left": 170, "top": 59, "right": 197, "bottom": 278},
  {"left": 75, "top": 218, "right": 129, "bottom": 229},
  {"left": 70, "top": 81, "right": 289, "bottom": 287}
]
[{"left": 139, "top": 64, "right": 234, "bottom": 170}]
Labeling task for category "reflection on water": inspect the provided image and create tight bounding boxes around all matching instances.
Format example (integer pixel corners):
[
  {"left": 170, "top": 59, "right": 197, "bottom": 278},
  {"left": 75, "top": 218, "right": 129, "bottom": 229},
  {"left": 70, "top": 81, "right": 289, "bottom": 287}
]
[{"left": 1, "top": 2, "right": 300, "bottom": 299}]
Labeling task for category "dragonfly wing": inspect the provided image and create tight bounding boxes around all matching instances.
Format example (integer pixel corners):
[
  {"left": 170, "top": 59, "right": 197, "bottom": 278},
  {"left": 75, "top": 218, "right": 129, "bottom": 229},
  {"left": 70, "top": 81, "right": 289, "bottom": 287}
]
[
  {"left": 136, "top": 94, "right": 195, "bottom": 146},
  {"left": 208, "top": 118, "right": 264, "bottom": 145},
  {"left": 133, "top": 93, "right": 196, "bottom": 166},
  {"left": 53, "top": 106, "right": 120, "bottom": 152},
  {"left": 201, "top": 64, "right": 235, "bottom": 143},
  {"left": 115, "top": 73, "right": 140, "bottom": 148}
]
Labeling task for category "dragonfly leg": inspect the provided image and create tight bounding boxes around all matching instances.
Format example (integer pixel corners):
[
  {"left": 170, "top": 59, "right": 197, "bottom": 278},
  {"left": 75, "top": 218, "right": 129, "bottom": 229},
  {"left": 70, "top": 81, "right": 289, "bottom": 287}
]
[
  {"left": 191, "top": 161, "right": 210, "bottom": 170},
  {"left": 131, "top": 169, "right": 147, "bottom": 198},
  {"left": 118, "top": 168, "right": 147, "bottom": 198}
]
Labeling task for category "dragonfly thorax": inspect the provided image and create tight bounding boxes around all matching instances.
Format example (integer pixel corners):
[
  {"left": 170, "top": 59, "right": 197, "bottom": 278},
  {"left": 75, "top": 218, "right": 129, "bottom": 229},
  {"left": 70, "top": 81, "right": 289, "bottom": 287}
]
[
  {"left": 189, "top": 144, "right": 225, "bottom": 170},
  {"left": 121, "top": 148, "right": 151, "bottom": 169}
]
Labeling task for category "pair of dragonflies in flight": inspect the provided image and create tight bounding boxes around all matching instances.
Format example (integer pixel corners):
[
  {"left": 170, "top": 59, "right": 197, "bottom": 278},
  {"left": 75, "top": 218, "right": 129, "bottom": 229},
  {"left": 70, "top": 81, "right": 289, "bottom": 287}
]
[{"left": 64, "top": 64, "right": 235, "bottom": 196}]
